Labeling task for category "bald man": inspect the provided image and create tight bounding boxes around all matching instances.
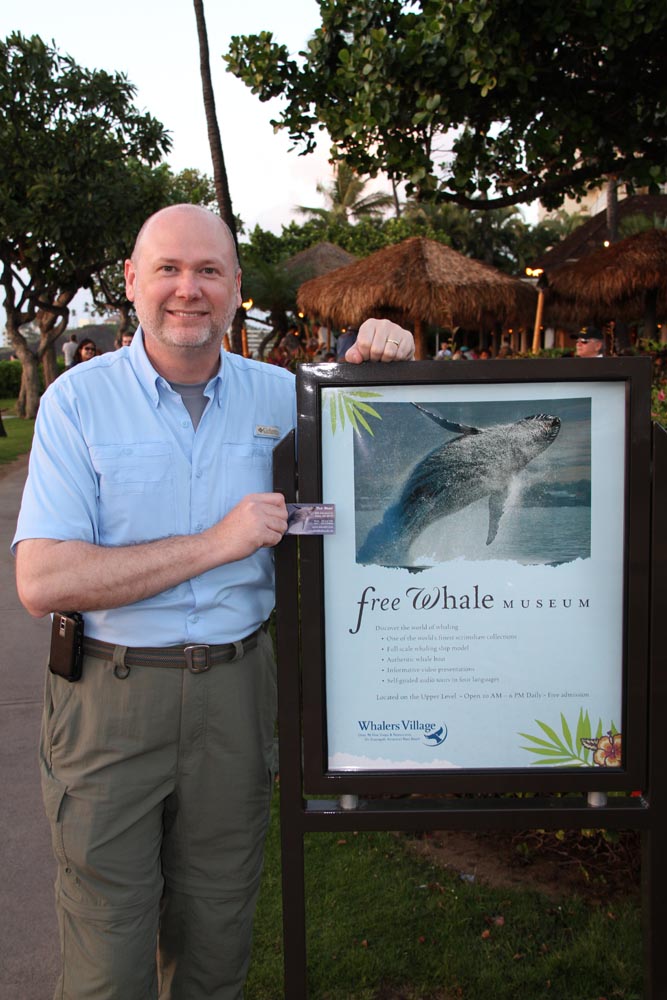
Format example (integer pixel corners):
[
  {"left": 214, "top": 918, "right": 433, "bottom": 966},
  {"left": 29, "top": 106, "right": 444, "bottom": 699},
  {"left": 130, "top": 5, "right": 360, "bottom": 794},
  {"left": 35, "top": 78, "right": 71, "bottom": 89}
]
[{"left": 13, "top": 205, "right": 414, "bottom": 1000}]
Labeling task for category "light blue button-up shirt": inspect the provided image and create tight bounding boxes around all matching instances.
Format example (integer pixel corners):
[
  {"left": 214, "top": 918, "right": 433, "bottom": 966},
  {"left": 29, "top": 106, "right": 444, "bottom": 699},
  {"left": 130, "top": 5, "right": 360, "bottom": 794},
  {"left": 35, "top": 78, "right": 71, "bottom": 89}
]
[{"left": 13, "top": 331, "right": 296, "bottom": 645}]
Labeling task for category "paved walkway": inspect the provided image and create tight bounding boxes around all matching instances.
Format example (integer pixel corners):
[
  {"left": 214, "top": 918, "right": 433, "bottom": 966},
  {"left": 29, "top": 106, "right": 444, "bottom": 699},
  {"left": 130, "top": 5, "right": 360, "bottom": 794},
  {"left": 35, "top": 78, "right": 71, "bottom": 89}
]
[{"left": 0, "top": 456, "right": 59, "bottom": 998}]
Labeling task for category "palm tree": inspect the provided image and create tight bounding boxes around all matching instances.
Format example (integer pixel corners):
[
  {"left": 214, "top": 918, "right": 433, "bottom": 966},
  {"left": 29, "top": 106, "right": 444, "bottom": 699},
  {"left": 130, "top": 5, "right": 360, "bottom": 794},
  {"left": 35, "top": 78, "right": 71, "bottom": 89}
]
[
  {"left": 620, "top": 213, "right": 667, "bottom": 238},
  {"left": 241, "top": 258, "right": 301, "bottom": 358},
  {"left": 402, "top": 200, "right": 476, "bottom": 249},
  {"left": 297, "top": 161, "right": 393, "bottom": 225},
  {"left": 193, "top": 0, "right": 245, "bottom": 352},
  {"left": 402, "top": 199, "right": 531, "bottom": 272}
]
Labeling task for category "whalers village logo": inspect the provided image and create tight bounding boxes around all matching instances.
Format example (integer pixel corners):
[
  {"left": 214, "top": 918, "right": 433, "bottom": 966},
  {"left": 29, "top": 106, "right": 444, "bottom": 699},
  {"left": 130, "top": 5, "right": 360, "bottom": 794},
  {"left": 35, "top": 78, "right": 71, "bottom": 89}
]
[{"left": 357, "top": 719, "right": 449, "bottom": 747}]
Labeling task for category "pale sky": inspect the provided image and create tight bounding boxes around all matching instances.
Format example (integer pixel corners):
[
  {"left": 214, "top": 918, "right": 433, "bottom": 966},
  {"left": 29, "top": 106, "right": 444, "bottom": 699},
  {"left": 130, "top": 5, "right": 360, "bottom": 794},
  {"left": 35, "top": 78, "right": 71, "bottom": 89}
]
[{"left": 1, "top": 0, "right": 340, "bottom": 233}]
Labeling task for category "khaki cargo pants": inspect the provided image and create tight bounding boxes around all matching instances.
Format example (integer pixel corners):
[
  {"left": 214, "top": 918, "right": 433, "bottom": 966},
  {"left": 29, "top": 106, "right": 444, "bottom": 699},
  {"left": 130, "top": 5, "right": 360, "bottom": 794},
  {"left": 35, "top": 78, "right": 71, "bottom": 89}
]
[{"left": 39, "top": 629, "right": 277, "bottom": 1000}]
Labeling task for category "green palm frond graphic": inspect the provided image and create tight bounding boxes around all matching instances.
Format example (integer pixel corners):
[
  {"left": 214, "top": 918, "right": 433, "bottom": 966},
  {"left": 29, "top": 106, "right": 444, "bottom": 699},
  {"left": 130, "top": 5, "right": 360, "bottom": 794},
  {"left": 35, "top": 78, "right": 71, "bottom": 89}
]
[
  {"left": 328, "top": 391, "right": 382, "bottom": 436},
  {"left": 519, "top": 708, "right": 618, "bottom": 767}
]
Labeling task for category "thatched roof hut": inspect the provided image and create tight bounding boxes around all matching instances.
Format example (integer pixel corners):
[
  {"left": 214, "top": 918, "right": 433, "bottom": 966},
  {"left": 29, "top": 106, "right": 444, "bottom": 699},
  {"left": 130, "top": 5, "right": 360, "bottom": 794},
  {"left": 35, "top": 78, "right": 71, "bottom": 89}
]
[
  {"left": 544, "top": 228, "right": 667, "bottom": 334},
  {"left": 297, "top": 237, "right": 536, "bottom": 358},
  {"left": 532, "top": 194, "right": 667, "bottom": 271},
  {"left": 284, "top": 241, "right": 356, "bottom": 281}
]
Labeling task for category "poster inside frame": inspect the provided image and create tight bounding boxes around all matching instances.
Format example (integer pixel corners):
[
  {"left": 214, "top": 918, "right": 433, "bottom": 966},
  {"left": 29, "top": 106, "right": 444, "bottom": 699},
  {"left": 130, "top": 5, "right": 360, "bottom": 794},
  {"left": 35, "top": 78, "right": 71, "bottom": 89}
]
[{"left": 296, "top": 359, "right": 651, "bottom": 793}]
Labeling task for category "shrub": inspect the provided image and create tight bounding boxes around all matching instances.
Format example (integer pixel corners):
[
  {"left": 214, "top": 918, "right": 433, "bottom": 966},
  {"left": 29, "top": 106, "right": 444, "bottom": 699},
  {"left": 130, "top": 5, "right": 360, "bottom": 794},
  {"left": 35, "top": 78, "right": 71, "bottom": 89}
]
[{"left": 0, "top": 360, "right": 22, "bottom": 397}]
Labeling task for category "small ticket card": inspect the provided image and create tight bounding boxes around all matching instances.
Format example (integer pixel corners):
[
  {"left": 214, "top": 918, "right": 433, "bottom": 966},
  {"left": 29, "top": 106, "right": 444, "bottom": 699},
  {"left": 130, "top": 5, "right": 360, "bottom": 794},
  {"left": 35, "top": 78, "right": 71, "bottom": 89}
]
[{"left": 286, "top": 503, "right": 336, "bottom": 535}]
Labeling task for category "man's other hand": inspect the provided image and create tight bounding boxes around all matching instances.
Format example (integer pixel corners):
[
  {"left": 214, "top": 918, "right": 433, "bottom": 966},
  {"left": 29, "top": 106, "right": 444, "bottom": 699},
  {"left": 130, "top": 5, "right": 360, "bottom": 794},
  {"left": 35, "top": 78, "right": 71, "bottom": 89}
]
[{"left": 345, "top": 318, "right": 415, "bottom": 363}]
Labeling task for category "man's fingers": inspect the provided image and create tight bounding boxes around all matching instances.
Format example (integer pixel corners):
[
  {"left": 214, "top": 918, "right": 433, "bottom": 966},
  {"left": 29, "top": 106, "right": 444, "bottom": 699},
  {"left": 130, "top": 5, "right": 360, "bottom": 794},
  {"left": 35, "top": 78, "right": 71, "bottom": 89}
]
[{"left": 346, "top": 318, "right": 415, "bottom": 363}]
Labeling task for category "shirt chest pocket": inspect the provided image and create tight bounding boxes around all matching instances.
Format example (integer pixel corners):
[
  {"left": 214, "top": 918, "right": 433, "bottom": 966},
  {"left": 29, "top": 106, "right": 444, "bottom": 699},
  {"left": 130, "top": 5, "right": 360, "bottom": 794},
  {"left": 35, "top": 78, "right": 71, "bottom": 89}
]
[
  {"left": 90, "top": 443, "right": 176, "bottom": 543},
  {"left": 223, "top": 442, "right": 275, "bottom": 512}
]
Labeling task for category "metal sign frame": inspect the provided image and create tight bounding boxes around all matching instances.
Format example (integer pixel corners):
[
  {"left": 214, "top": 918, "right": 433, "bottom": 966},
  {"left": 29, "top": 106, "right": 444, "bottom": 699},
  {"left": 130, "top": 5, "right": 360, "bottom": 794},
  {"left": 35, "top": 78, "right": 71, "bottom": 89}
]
[
  {"left": 272, "top": 356, "right": 664, "bottom": 999},
  {"left": 293, "top": 358, "right": 651, "bottom": 795}
]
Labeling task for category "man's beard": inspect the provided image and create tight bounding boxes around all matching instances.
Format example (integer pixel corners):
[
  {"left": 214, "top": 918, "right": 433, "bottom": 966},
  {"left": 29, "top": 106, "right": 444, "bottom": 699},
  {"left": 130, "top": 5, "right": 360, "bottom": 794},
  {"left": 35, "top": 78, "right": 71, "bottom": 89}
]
[{"left": 151, "top": 298, "right": 238, "bottom": 349}]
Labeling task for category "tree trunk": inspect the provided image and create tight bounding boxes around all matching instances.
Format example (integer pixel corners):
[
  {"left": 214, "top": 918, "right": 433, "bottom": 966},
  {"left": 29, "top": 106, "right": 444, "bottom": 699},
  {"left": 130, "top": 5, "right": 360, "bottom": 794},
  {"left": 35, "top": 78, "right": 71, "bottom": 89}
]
[
  {"left": 614, "top": 319, "right": 631, "bottom": 352},
  {"left": 118, "top": 305, "right": 135, "bottom": 337},
  {"left": 606, "top": 177, "right": 619, "bottom": 243},
  {"left": 41, "top": 342, "right": 59, "bottom": 386},
  {"left": 258, "top": 327, "right": 282, "bottom": 361},
  {"left": 36, "top": 297, "right": 73, "bottom": 390},
  {"left": 391, "top": 179, "right": 402, "bottom": 219},
  {"left": 15, "top": 347, "right": 41, "bottom": 419},
  {"left": 531, "top": 290, "right": 545, "bottom": 353},
  {"left": 644, "top": 288, "right": 658, "bottom": 341},
  {"left": 413, "top": 318, "right": 427, "bottom": 359},
  {"left": 491, "top": 322, "right": 501, "bottom": 357},
  {"left": 193, "top": 0, "right": 245, "bottom": 353},
  {"left": 230, "top": 307, "right": 245, "bottom": 355},
  {"left": 605, "top": 179, "right": 622, "bottom": 350}
]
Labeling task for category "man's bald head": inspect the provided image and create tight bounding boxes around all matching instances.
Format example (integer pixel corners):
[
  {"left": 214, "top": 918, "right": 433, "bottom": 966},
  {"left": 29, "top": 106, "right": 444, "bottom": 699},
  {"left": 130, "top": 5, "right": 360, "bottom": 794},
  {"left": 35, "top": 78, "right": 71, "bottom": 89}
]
[
  {"left": 124, "top": 202, "right": 243, "bottom": 378},
  {"left": 131, "top": 204, "right": 240, "bottom": 273}
]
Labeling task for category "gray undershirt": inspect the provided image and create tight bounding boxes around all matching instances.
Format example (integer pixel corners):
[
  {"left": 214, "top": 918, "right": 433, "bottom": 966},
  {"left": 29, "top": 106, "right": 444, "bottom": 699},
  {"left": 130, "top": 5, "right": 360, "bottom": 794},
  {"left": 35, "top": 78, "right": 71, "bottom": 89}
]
[{"left": 169, "top": 381, "right": 209, "bottom": 431}]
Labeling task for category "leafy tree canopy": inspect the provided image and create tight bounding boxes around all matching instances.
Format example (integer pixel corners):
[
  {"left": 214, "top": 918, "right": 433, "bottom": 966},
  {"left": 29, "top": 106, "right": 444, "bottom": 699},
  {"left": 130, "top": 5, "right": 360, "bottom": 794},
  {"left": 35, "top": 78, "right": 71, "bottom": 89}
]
[
  {"left": 0, "top": 32, "right": 170, "bottom": 296},
  {"left": 242, "top": 203, "right": 582, "bottom": 275},
  {"left": 226, "top": 0, "right": 667, "bottom": 211},
  {"left": 0, "top": 31, "right": 171, "bottom": 414}
]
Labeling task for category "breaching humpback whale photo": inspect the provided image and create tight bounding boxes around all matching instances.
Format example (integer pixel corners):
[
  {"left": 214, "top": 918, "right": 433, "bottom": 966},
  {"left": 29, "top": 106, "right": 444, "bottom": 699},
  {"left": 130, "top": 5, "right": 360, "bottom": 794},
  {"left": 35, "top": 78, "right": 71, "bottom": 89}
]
[{"left": 354, "top": 397, "right": 591, "bottom": 568}]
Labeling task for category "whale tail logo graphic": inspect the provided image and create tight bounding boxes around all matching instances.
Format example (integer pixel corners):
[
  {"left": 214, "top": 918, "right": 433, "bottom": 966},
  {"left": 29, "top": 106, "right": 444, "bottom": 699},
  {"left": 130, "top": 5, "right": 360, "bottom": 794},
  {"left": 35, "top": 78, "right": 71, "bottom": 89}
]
[{"left": 423, "top": 724, "right": 448, "bottom": 747}]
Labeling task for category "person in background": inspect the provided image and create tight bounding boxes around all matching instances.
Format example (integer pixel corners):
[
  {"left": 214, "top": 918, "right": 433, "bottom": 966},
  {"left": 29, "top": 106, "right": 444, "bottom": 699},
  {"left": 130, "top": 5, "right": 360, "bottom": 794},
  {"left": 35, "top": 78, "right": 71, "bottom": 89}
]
[
  {"left": 281, "top": 331, "right": 306, "bottom": 369},
  {"left": 305, "top": 335, "right": 322, "bottom": 359},
  {"left": 266, "top": 342, "right": 287, "bottom": 366},
  {"left": 72, "top": 338, "right": 97, "bottom": 364},
  {"left": 335, "top": 326, "right": 358, "bottom": 360},
  {"left": 61, "top": 334, "right": 78, "bottom": 368},
  {"left": 13, "top": 204, "right": 414, "bottom": 1000},
  {"left": 574, "top": 326, "right": 605, "bottom": 357}
]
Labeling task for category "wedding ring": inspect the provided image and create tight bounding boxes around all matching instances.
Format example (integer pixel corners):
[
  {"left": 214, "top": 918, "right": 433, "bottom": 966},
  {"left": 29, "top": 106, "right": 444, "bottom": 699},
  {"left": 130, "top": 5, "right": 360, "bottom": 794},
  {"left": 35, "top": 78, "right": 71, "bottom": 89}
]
[{"left": 387, "top": 338, "right": 400, "bottom": 346}]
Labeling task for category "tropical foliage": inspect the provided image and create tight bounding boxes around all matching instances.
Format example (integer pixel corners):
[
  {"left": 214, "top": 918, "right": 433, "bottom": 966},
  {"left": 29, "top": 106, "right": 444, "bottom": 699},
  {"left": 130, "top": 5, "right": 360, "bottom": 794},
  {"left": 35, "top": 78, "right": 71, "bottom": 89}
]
[
  {"left": 227, "top": 0, "right": 667, "bottom": 211},
  {"left": 297, "top": 161, "right": 394, "bottom": 224},
  {"left": 242, "top": 201, "right": 586, "bottom": 277},
  {"left": 0, "top": 32, "right": 170, "bottom": 416}
]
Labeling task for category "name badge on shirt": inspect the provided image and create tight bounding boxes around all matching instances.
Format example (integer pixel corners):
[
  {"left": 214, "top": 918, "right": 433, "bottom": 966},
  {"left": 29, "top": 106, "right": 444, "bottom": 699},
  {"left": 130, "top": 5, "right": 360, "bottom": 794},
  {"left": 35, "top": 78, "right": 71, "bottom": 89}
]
[{"left": 255, "top": 424, "right": 281, "bottom": 439}]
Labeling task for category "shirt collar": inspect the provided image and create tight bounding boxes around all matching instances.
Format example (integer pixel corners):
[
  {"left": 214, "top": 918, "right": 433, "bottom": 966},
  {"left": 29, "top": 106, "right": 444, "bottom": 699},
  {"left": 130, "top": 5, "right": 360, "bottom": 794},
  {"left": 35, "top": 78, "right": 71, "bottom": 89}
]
[{"left": 130, "top": 326, "right": 226, "bottom": 408}]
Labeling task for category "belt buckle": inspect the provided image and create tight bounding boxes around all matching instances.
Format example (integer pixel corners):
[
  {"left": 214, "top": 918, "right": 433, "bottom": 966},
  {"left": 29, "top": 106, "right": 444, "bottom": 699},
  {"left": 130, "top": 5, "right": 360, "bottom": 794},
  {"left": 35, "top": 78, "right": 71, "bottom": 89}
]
[{"left": 184, "top": 644, "right": 211, "bottom": 673}]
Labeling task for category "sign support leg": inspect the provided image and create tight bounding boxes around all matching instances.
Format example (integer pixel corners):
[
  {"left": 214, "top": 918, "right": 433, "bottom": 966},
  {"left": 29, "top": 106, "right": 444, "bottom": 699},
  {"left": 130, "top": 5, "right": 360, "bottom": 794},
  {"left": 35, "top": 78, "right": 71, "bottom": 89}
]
[
  {"left": 274, "top": 432, "right": 308, "bottom": 998},
  {"left": 643, "top": 422, "right": 667, "bottom": 999}
]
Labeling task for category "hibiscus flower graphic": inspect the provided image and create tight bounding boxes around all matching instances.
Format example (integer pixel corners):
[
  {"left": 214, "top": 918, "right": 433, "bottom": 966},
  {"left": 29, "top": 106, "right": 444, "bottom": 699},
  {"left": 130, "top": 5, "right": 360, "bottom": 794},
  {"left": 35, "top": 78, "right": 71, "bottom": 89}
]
[{"left": 581, "top": 731, "right": 622, "bottom": 768}]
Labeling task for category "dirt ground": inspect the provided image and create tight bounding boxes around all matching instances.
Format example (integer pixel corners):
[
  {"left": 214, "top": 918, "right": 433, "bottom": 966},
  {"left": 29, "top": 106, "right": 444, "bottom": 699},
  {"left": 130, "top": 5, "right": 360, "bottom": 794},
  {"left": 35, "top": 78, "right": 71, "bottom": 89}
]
[
  {"left": 0, "top": 452, "right": 29, "bottom": 481},
  {"left": 400, "top": 826, "right": 640, "bottom": 902}
]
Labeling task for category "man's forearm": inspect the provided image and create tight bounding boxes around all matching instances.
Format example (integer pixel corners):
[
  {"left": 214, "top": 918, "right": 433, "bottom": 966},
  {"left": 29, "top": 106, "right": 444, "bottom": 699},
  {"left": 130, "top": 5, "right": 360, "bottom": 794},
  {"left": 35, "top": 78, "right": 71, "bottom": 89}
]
[
  {"left": 16, "top": 492, "right": 288, "bottom": 618},
  {"left": 16, "top": 532, "right": 222, "bottom": 618}
]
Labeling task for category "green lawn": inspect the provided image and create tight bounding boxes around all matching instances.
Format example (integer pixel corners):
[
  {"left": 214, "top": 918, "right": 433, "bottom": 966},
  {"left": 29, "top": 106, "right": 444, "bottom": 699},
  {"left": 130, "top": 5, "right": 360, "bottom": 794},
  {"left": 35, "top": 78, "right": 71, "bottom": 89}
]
[{"left": 247, "top": 790, "right": 641, "bottom": 1000}]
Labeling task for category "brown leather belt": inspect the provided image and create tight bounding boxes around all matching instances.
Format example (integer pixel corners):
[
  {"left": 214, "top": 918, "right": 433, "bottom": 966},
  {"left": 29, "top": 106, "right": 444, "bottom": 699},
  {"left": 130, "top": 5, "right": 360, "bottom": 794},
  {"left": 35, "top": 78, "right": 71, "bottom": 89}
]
[{"left": 83, "top": 623, "right": 266, "bottom": 674}]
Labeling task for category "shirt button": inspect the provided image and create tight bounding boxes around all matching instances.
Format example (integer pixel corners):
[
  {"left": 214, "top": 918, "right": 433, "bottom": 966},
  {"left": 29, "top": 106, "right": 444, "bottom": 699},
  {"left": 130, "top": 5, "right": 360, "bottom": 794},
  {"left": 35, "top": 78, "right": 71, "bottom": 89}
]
[
  {"left": 190, "top": 615, "right": 199, "bottom": 623},
  {"left": 181, "top": 420, "right": 189, "bottom": 429},
  {"left": 195, "top": 522, "right": 203, "bottom": 531},
  {"left": 195, "top": 470, "right": 202, "bottom": 479}
]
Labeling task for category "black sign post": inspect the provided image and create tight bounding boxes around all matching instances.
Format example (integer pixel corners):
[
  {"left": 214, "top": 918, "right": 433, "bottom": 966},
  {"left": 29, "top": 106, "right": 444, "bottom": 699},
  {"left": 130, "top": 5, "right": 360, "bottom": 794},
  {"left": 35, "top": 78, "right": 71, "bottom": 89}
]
[{"left": 273, "top": 358, "right": 663, "bottom": 998}]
